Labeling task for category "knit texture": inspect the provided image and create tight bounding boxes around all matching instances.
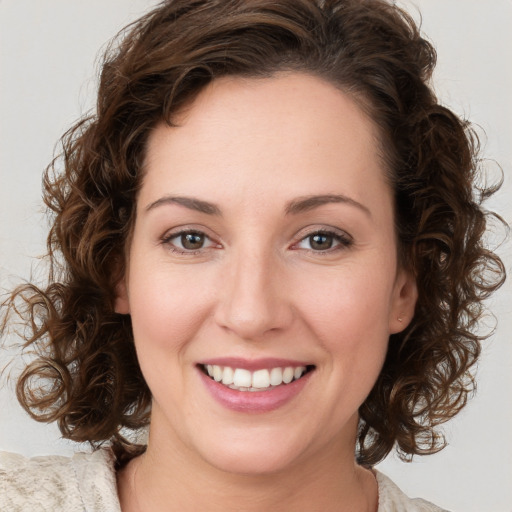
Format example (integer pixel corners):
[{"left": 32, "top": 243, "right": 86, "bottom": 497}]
[{"left": 0, "top": 449, "right": 448, "bottom": 511}]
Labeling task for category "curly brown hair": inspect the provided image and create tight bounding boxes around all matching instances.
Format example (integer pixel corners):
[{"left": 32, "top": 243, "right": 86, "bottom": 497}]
[{"left": 1, "top": 0, "right": 505, "bottom": 467}]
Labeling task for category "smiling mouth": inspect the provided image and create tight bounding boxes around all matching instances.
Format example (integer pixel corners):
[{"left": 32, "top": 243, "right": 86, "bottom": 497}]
[{"left": 200, "top": 364, "right": 315, "bottom": 391}]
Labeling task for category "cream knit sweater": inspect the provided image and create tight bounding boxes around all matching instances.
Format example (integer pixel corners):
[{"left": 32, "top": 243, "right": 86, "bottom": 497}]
[{"left": 0, "top": 449, "right": 448, "bottom": 511}]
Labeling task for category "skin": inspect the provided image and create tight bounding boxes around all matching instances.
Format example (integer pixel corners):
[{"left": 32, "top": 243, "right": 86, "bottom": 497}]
[{"left": 115, "top": 73, "right": 417, "bottom": 512}]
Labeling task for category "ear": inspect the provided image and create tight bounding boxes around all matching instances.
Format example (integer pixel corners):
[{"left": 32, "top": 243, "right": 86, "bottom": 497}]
[
  {"left": 388, "top": 268, "right": 417, "bottom": 334},
  {"left": 114, "top": 277, "right": 131, "bottom": 314}
]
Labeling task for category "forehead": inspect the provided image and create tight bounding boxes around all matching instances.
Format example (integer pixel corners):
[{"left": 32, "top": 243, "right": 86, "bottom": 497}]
[{"left": 141, "top": 73, "right": 391, "bottom": 217}]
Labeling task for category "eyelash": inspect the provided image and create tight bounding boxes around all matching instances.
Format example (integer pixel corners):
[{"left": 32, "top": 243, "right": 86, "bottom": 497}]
[
  {"left": 161, "top": 228, "right": 353, "bottom": 255},
  {"left": 293, "top": 229, "right": 353, "bottom": 254},
  {"left": 161, "top": 230, "right": 217, "bottom": 255}
]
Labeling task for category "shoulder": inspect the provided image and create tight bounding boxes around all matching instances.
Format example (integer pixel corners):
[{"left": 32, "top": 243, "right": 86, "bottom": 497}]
[
  {"left": 0, "top": 448, "right": 121, "bottom": 512},
  {"left": 375, "top": 470, "right": 450, "bottom": 512}
]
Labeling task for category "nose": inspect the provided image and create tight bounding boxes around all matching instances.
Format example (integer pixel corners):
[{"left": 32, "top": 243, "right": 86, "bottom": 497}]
[{"left": 214, "top": 248, "right": 294, "bottom": 340}]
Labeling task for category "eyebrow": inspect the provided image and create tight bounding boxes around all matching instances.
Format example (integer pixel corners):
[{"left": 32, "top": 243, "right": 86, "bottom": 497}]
[
  {"left": 285, "top": 194, "right": 371, "bottom": 217},
  {"left": 144, "top": 193, "right": 371, "bottom": 218},
  {"left": 145, "top": 195, "right": 222, "bottom": 216}
]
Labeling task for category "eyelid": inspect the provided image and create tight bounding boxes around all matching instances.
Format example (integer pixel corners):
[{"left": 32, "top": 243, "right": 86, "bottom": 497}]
[
  {"left": 159, "top": 224, "right": 353, "bottom": 255},
  {"left": 160, "top": 226, "right": 221, "bottom": 254},
  {"left": 291, "top": 226, "right": 353, "bottom": 252}
]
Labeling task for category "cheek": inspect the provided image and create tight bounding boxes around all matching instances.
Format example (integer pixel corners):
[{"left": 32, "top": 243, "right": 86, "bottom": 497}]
[
  {"left": 127, "top": 264, "right": 214, "bottom": 357},
  {"left": 296, "top": 265, "right": 393, "bottom": 367},
  {"left": 126, "top": 266, "right": 218, "bottom": 407},
  {"left": 300, "top": 262, "right": 394, "bottom": 321}
]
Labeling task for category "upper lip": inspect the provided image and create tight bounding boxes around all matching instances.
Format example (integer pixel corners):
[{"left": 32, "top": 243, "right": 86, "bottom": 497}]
[{"left": 197, "top": 357, "right": 314, "bottom": 371}]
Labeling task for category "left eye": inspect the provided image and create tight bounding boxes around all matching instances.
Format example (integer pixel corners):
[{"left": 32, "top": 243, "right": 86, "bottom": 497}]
[
  {"left": 164, "top": 231, "right": 215, "bottom": 252},
  {"left": 295, "top": 231, "right": 351, "bottom": 251}
]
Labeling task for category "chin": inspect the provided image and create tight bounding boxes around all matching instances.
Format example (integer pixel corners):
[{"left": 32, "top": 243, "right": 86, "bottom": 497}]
[{"left": 195, "top": 429, "right": 310, "bottom": 477}]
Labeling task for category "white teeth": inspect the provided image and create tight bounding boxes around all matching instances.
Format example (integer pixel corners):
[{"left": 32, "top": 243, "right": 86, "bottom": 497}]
[
  {"left": 204, "top": 364, "right": 309, "bottom": 390},
  {"left": 213, "top": 365, "right": 222, "bottom": 382},
  {"left": 269, "top": 367, "right": 283, "bottom": 386},
  {"left": 233, "top": 368, "right": 252, "bottom": 388},
  {"left": 282, "top": 366, "right": 294, "bottom": 384},
  {"left": 252, "top": 369, "right": 270, "bottom": 389},
  {"left": 221, "top": 366, "right": 234, "bottom": 385},
  {"left": 294, "top": 366, "right": 306, "bottom": 379}
]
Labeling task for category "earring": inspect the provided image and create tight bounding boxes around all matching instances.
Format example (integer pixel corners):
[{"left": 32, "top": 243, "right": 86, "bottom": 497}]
[{"left": 397, "top": 316, "right": 404, "bottom": 323}]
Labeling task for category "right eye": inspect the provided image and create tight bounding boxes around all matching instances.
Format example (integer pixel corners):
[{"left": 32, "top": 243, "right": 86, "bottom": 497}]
[{"left": 162, "top": 230, "right": 216, "bottom": 254}]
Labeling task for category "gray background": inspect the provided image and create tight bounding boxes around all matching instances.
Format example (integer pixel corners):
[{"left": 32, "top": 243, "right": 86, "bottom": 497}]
[{"left": 1, "top": 1, "right": 511, "bottom": 510}]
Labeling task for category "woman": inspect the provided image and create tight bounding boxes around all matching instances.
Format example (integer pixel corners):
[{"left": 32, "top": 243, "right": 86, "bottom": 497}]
[{"left": 0, "top": 0, "right": 506, "bottom": 510}]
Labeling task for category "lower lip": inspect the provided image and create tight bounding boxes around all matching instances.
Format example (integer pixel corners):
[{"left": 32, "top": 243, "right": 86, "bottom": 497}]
[{"left": 198, "top": 369, "right": 312, "bottom": 413}]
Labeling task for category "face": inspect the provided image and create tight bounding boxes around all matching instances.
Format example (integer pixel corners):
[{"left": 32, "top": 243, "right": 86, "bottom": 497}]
[{"left": 116, "top": 73, "right": 417, "bottom": 475}]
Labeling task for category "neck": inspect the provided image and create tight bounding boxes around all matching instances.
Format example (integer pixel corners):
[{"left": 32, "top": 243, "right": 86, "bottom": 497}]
[{"left": 118, "top": 421, "right": 377, "bottom": 512}]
